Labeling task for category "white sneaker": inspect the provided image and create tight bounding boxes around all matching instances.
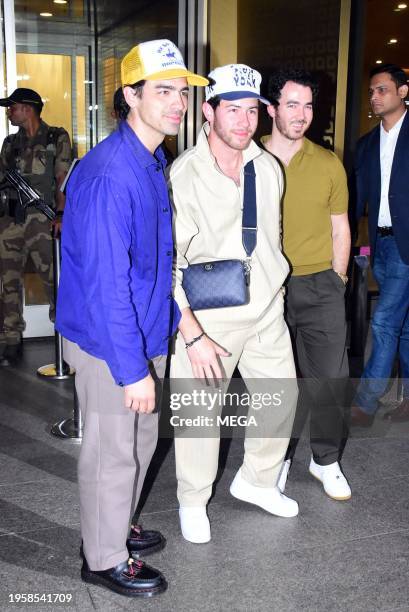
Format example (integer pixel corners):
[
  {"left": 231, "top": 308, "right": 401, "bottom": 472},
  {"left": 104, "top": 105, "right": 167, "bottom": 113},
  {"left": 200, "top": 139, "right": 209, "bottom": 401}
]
[
  {"left": 309, "top": 457, "right": 351, "bottom": 500},
  {"left": 179, "top": 507, "right": 211, "bottom": 543},
  {"left": 277, "top": 459, "right": 292, "bottom": 493},
  {"left": 230, "top": 469, "right": 299, "bottom": 517}
]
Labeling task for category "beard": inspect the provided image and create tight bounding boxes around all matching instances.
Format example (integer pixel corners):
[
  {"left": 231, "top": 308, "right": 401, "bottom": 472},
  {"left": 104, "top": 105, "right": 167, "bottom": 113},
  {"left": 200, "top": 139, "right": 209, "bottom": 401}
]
[
  {"left": 212, "top": 117, "right": 254, "bottom": 151},
  {"left": 275, "top": 115, "right": 307, "bottom": 141}
]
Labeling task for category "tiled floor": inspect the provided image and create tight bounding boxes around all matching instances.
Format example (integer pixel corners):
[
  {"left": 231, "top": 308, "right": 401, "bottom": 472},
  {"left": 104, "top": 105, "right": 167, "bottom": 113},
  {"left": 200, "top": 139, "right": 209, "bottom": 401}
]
[{"left": 0, "top": 339, "right": 408, "bottom": 612}]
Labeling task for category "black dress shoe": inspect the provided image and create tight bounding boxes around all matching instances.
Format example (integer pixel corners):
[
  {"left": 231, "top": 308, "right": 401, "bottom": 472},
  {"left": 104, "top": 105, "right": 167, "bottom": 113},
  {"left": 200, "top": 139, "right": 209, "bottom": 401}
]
[
  {"left": 81, "top": 556, "right": 167, "bottom": 598},
  {"left": 350, "top": 405, "right": 374, "bottom": 427},
  {"left": 383, "top": 399, "right": 409, "bottom": 423},
  {"left": 127, "top": 524, "right": 166, "bottom": 558}
]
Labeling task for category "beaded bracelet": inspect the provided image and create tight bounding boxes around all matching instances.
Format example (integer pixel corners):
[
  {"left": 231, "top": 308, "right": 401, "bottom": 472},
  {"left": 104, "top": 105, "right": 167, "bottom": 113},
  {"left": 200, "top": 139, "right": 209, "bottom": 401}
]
[{"left": 185, "top": 332, "right": 205, "bottom": 349}]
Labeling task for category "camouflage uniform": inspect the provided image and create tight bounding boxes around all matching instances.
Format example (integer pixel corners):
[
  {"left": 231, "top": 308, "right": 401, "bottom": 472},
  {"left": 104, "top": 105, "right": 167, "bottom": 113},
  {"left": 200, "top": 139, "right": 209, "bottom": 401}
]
[{"left": 0, "top": 120, "right": 71, "bottom": 347}]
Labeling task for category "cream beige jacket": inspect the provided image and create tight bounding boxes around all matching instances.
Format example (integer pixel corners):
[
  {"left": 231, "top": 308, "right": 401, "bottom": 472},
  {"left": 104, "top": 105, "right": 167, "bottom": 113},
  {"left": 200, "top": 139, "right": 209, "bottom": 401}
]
[{"left": 169, "top": 123, "right": 289, "bottom": 332}]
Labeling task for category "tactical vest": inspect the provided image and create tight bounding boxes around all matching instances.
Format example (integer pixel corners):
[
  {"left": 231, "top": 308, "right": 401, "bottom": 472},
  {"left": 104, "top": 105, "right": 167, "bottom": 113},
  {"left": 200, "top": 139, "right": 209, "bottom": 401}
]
[{"left": 11, "top": 125, "right": 62, "bottom": 207}]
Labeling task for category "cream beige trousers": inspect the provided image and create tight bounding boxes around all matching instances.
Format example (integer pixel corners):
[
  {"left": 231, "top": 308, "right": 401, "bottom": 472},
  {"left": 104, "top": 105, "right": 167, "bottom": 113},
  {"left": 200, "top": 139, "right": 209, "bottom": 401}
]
[{"left": 170, "top": 295, "right": 297, "bottom": 507}]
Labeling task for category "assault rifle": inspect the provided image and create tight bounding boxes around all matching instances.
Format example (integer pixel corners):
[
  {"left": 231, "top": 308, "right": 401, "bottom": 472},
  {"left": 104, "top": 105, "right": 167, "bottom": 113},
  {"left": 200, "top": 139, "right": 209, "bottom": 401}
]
[{"left": 0, "top": 170, "right": 56, "bottom": 221}]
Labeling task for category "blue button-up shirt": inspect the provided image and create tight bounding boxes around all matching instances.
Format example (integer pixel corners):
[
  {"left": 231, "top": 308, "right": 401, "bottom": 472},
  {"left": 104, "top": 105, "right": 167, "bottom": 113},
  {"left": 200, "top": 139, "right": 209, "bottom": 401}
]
[{"left": 56, "top": 121, "right": 180, "bottom": 385}]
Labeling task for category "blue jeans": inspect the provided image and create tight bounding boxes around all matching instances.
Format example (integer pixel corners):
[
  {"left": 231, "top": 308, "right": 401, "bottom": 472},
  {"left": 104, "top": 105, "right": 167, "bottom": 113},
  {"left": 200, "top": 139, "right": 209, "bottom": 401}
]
[{"left": 355, "top": 235, "right": 409, "bottom": 414}]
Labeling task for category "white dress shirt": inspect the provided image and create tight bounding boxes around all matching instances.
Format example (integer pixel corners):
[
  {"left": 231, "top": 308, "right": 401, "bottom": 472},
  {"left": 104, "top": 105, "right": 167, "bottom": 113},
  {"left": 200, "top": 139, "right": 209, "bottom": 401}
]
[{"left": 378, "top": 110, "right": 406, "bottom": 227}]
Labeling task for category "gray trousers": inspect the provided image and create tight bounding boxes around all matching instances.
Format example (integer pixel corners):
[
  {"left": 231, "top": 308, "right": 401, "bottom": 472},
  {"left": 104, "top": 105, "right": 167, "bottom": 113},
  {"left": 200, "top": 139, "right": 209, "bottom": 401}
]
[
  {"left": 64, "top": 340, "right": 166, "bottom": 571},
  {"left": 285, "top": 269, "right": 350, "bottom": 465}
]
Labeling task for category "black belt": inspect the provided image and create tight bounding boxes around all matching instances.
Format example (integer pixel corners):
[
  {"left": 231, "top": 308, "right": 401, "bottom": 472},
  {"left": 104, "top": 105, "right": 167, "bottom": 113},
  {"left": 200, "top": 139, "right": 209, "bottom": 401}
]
[{"left": 377, "top": 226, "right": 394, "bottom": 237}]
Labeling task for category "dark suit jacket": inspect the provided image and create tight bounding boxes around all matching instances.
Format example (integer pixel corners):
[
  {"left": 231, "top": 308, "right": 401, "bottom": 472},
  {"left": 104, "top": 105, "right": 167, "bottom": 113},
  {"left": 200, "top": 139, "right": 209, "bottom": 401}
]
[{"left": 355, "top": 110, "right": 409, "bottom": 264}]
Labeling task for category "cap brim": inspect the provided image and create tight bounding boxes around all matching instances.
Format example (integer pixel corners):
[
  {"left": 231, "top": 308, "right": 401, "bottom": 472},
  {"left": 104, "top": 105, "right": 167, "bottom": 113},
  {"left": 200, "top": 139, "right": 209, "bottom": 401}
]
[
  {"left": 0, "top": 98, "right": 13, "bottom": 107},
  {"left": 216, "top": 91, "right": 271, "bottom": 105},
  {"left": 143, "top": 68, "right": 209, "bottom": 86}
]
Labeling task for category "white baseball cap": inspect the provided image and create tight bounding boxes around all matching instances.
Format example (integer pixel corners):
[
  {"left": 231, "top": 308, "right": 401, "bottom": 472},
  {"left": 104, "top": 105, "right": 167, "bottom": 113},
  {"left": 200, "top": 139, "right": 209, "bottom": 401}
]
[
  {"left": 205, "top": 64, "right": 270, "bottom": 104},
  {"left": 121, "top": 39, "right": 208, "bottom": 87}
]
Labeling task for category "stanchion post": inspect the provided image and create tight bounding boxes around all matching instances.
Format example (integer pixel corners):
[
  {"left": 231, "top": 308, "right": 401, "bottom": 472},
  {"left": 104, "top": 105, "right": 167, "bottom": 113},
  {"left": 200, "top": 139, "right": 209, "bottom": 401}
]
[
  {"left": 51, "top": 387, "right": 83, "bottom": 443},
  {"left": 38, "top": 235, "right": 74, "bottom": 380},
  {"left": 0, "top": 168, "right": 82, "bottom": 439},
  {"left": 46, "top": 235, "right": 82, "bottom": 441}
]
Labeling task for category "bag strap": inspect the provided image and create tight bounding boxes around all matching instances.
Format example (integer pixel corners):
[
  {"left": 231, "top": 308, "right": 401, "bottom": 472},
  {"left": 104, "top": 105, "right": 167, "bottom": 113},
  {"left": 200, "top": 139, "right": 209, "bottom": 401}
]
[{"left": 242, "top": 160, "right": 257, "bottom": 258}]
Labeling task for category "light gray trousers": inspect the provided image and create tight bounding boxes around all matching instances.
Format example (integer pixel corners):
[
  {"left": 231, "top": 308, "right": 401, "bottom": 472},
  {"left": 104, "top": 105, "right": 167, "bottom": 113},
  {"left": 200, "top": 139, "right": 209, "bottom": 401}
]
[{"left": 64, "top": 340, "right": 166, "bottom": 571}]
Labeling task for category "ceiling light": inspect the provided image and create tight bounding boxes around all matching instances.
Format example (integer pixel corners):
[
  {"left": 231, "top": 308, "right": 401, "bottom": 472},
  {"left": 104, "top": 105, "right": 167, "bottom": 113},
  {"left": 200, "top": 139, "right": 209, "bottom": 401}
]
[
  {"left": 388, "top": 38, "right": 398, "bottom": 44},
  {"left": 376, "top": 60, "right": 383, "bottom": 64},
  {"left": 398, "top": 3, "right": 407, "bottom": 8},
  {"left": 53, "top": 0, "right": 68, "bottom": 4},
  {"left": 40, "top": 12, "right": 53, "bottom": 17}
]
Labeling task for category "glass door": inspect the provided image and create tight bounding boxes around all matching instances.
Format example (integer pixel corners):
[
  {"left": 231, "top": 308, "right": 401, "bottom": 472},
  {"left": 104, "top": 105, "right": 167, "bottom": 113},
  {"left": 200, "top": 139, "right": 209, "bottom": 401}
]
[
  {"left": 15, "top": 51, "right": 87, "bottom": 336},
  {"left": 1, "top": 0, "right": 205, "bottom": 338},
  {"left": 7, "top": 0, "right": 92, "bottom": 337}
]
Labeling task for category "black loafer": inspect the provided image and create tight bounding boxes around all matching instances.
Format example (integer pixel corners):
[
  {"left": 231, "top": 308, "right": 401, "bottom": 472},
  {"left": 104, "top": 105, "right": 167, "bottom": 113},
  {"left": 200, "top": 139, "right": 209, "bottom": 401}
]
[
  {"left": 80, "top": 525, "right": 166, "bottom": 561},
  {"left": 81, "top": 556, "right": 167, "bottom": 598},
  {"left": 127, "top": 524, "right": 166, "bottom": 558}
]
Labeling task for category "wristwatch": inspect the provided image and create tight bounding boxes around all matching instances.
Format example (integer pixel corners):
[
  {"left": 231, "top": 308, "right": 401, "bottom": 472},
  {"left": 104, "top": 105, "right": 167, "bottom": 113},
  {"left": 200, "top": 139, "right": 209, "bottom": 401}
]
[{"left": 334, "top": 271, "right": 348, "bottom": 285}]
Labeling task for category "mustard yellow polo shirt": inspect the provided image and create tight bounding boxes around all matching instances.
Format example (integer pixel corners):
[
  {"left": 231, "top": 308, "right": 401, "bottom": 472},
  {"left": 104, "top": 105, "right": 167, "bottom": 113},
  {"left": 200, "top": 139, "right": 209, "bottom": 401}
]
[{"left": 261, "top": 136, "right": 348, "bottom": 276}]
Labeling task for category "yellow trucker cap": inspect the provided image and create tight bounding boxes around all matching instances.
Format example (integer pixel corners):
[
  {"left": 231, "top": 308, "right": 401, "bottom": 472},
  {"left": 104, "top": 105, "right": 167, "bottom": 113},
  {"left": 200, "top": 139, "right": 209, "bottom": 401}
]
[{"left": 121, "top": 39, "right": 208, "bottom": 87}]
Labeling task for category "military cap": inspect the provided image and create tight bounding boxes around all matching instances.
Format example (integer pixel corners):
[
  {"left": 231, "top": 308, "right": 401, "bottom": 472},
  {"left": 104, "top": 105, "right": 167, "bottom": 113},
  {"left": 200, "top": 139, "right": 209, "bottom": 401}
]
[{"left": 0, "top": 88, "right": 43, "bottom": 112}]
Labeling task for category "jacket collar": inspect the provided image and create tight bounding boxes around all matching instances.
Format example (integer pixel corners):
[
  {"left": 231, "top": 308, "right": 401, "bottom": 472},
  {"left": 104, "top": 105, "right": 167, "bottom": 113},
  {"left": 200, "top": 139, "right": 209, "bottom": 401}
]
[{"left": 119, "top": 120, "right": 166, "bottom": 169}]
